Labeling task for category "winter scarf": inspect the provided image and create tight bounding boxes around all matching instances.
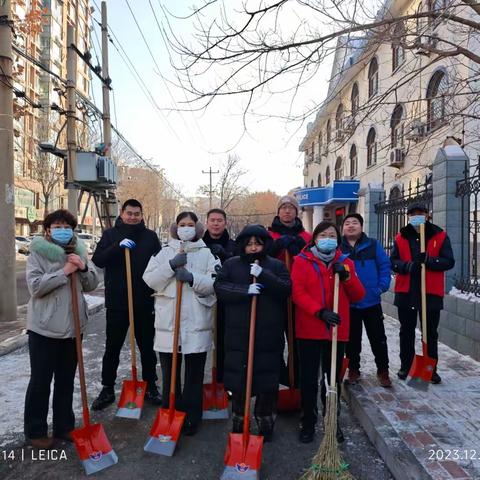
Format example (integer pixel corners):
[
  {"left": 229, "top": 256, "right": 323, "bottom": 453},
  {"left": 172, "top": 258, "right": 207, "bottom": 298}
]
[
  {"left": 270, "top": 216, "right": 306, "bottom": 235},
  {"left": 30, "top": 235, "right": 88, "bottom": 262},
  {"left": 310, "top": 245, "right": 336, "bottom": 265}
]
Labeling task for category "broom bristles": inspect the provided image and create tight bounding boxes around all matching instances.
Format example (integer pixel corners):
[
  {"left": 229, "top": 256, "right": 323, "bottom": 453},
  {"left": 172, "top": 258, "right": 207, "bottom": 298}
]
[{"left": 299, "top": 385, "right": 354, "bottom": 480}]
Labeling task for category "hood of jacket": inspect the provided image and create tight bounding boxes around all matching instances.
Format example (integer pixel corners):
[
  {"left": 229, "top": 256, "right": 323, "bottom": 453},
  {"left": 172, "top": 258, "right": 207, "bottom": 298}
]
[
  {"left": 269, "top": 216, "right": 305, "bottom": 235},
  {"left": 29, "top": 235, "right": 88, "bottom": 262},
  {"left": 169, "top": 221, "right": 205, "bottom": 241}
]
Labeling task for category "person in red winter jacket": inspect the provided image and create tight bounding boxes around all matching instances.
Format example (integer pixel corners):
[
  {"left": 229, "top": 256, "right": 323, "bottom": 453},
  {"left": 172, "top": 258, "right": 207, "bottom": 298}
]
[{"left": 292, "top": 221, "right": 365, "bottom": 444}]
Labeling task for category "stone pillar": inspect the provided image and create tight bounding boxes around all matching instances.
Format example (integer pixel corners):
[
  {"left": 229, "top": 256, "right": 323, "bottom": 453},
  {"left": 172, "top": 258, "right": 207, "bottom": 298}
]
[
  {"left": 432, "top": 146, "right": 469, "bottom": 292},
  {"left": 301, "top": 208, "right": 311, "bottom": 232},
  {"left": 312, "top": 205, "right": 324, "bottom": 227},
  {"left": 363, "top": 184, "right": 385, "bottom": 239}
]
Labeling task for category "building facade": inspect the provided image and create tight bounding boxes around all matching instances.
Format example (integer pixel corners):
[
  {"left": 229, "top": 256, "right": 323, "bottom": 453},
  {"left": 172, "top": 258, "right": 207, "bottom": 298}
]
[{"left": 297, "top": 0, "right": 480, "bottom": 231}]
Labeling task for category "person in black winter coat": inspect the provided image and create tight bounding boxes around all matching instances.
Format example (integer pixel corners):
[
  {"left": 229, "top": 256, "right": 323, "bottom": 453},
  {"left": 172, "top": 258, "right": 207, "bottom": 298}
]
[
  {"left": 203, "top": 208, "right": 237, "bottom": 384},
  {"left": 91, "top": 199, "right": 162, "bottom": 410},
  {"left": 391, "top": 202, "right": 455, "bottom": 384},
  {"left": 214, "top": 224, "right": 291, "bottom": 441}
]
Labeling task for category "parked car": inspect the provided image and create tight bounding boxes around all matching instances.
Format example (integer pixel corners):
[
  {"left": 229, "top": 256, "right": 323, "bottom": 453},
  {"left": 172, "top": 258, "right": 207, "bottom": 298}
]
[
  {"left": 15, "top": 236, "right": 31, "bottom": 255},
  {"left": 77, "top": 232, "right": 97, "bottom": 254}
]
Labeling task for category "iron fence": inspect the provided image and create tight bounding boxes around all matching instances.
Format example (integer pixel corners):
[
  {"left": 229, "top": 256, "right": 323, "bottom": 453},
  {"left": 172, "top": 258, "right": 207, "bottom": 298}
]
[
  {"left": 375, "top": 175, "right": 433, "bottom": 255},
  {"left": 455, "top": 163, "right": 480, "bottom": 296}
]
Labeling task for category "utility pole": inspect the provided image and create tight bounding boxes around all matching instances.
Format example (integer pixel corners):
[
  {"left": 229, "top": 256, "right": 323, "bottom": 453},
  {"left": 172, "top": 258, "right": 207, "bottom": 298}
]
[
  {"left": 0, "top": 0, "right": 17, "bottom": 322},
  {"left": 202, "top": 166, "right": 219, "bottom": 210},
  {"left": 101, "top": 1, "right": 112, "bottom": 153},
  {"left": 66, "top": 25, "right": 78, "bottom": 216}
]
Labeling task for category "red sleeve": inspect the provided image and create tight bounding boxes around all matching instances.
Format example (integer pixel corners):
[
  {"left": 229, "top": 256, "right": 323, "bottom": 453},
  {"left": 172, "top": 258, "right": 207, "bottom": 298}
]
[
  {"left": 292, "top": 257, "right": 324, "bottom": 316},
  {"left": 342, "top": 258, "right": 365, "bottom": 303}
]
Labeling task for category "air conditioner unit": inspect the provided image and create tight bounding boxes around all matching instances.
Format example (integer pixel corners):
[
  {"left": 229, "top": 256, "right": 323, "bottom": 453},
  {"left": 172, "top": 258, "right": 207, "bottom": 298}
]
[
  {"left": 343, "top": 116, "right": 355, "bottom": 134},
  {"left": 389, "top": 148, "right": 405, "bottom": 168},
  {"left": 405, "top": 119, "right": 426, "bottom": 141},
  {"left": 414, "top": 32, "right": 439, "bottom": 54}
]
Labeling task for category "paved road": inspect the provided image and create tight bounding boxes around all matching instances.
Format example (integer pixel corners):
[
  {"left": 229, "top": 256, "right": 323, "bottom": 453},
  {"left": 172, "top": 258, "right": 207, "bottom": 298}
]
[{"left": 0, "top": 308, "right": 392, "bottom": 480}]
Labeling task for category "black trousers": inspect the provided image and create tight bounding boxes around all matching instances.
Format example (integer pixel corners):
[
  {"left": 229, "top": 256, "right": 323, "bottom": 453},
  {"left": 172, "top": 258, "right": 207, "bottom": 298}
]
[
  {"left": 397, "top": 307, "right": 440, "bottom": 371},
  {"left": 159, "top": 351, "right": 207, "bottom": 426},
  {"left": 280, "top": 305, "right": 300, "bottom": 388},
  {"left": 232, "top": 391, "right": 277, "bottom": 419},
  {"left": 101, "top": 307, "right": 158, "bottom": 387},
  {"left": 346, "top": 304, "right": 389, "bottom": 372},
  {"left": 24, "top": 331, "right": 78, "bottom": 439},
  {"left": 215, "top": 304, "right": 226, "bottom": 384},
  {"left": 298, "top": 339, "right": 345, "bottom": 426}
]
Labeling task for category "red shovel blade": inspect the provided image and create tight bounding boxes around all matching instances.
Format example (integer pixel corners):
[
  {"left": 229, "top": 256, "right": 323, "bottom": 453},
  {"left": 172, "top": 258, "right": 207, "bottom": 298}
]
[
  {"left": 144, "top": 407, "right": 186, "bottom": 456},
  {"left": 222, "top": 432, "right": 263, "bottom": 479},
  {"left": 277, "top": 388, "right": 301, "bottom": 412},
  {"left": 203, "top": 382, "right": 229, "bottom": 419},
  {"left": 408, "top": 352, "right": 437, "bottom": 382},
  {"left": 117, "top": 379, "right": 147, "bottom": 419},
  {"left": 72, "top": 423, "right": 118, "bottom": 475}
]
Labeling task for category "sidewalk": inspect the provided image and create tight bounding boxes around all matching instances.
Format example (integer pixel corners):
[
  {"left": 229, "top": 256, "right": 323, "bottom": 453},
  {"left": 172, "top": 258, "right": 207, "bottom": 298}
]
[{"left": 343, "top": 315, "right": 480, "bottom": 480}]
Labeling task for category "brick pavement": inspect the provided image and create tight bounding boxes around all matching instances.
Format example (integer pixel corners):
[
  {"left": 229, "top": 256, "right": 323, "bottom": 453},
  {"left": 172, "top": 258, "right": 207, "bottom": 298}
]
[{"left": 343, "top": 314, "right": 480, "bottom": 480}]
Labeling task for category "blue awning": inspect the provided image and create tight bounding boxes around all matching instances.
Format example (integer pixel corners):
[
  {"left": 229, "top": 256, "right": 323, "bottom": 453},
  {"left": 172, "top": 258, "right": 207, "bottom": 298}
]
[{"left": 294, "top": 180, "right": 360, "bottom": 207}]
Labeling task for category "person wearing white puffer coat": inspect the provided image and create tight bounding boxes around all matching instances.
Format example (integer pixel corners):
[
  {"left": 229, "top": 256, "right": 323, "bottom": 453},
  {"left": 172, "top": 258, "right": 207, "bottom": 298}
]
[{"left": 143, "top": 211, "right": 220, "bottom": 435}]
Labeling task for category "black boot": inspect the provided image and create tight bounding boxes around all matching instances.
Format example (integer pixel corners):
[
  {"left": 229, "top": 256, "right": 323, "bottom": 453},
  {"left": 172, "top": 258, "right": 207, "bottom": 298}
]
[
  {"left": 232, "top": 414, "right": 244, "bottom": 434},
  {"left": 299, "top": 422, "right": 315, "bottom": 443},
  {"left": 91, "top": 386, "right": 115, "bottom": 411},
  {"left": 145, "top": 383, "right": 162, "bottom": 405},
  {"left": 256, "top": 416, "right": 274, "bottom": 443},
  {"left": 336, "top": 422, "right": 344, "bottom": 443},
  {"left": 183, "top": 419, "right": 199, "bottom": 436}
]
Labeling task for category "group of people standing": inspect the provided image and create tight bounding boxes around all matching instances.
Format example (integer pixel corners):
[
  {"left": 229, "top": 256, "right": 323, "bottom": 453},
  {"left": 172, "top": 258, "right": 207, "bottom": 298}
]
[{"left": 23, "top": 195, "right": 454, "bottom": 451}]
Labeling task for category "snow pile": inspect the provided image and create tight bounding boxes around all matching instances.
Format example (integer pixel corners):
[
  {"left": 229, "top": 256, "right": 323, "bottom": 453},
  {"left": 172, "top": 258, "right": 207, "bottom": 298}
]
[
  {"left": 449, "top": 287, "right": 480, "bottom": 303},
  {"left": 84, "top": 294, "right": 104, "bottom": 309}
]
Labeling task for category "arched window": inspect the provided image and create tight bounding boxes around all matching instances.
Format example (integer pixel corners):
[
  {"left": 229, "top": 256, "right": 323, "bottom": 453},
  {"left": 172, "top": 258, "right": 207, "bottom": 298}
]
[
  {"left": 389, "top": 186, "right": 401, "bottom": 199},
  {"left": 317, "top": 173, "right": 322, "bottom": 187},
  {"left": 427, "top": 70, "right": 448, "bottom": 131},
  {"left": 368, "top": 57, "right": 379, "bottom": 98},
  {"left": 335, "top": 104, "right": 344, "bottom": 140},
  {"left": 326, "top": 119, "right": 332, "bottom": 144},
  {"left": 325, "top": 165, "right": 331, "bottom": 185},
  {"left": 335, "top": 157, "right": 344, "bottom": 180},
  {"left": 392, "top": 22, "right": 405, "bottom": 71},
  {"left": 318, "top": 132, "right": 323, "bottom": 156},
  {"left": 351, "top": 82, "right": 359, "bottom": 117},
  {"left": 311, "top": 179, "right": 314, "bottom": 187},
  {"left": 366, "top": 127, "right": 377, "bottom": 167},
  {"left": 391, "top": 104, "right": 404, "bottom": 148},
  {"left": 349, "top": 144, "right": 358, "bottom": 178}
]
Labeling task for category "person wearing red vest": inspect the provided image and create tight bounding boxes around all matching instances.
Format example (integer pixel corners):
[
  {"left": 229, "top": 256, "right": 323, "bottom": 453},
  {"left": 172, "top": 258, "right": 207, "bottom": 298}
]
[
  {"left": 391, "top": 202, "right": 455, "bottom": 384},
  {"left": 291, "top": 221, "right": 365, "bottom": 444},
  {"left": 268, "top": 195, "right": 312, "bottom": 391}
]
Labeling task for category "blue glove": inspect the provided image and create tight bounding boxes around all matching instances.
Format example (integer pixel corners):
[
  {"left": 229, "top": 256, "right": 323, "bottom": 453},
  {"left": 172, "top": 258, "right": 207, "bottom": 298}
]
[
  {"left": 248, "top": 283, "right": 263, "bottom": 295},
  {"left": 119, "top": 238, "right": 136, "bottom": 249},
  {"left": 250, "top": 263, "right": 263, "bottom": 277},
  {"left": 175, "top": 267, "right": 193, "bottom": 284},
  {"left": 169, "top": 252, "right": 187, "bottom": 270}
]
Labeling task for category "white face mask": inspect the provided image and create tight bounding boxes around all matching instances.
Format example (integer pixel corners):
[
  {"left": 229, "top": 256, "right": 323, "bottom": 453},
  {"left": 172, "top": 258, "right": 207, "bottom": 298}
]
[{"left": 177, "top": 226, "right": 196, "bottom": 241}]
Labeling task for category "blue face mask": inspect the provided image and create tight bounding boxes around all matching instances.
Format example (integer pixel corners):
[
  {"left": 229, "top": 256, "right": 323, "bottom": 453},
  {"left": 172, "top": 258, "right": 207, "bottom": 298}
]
[
  {"left": 51, "top": 227, "right": 73, "bottom": 245},
  {"left": 316, "top": 238, "right": 338, "bottom": 253},
  {"left": 409, "top": 215, "right": 426, "bottom": 227}
]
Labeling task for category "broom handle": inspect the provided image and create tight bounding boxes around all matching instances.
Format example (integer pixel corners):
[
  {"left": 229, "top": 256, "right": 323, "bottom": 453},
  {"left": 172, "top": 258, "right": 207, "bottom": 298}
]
[
  {"left": 285, "top": 251, "right": 295, "bottom": 388},
  {"left": 420, "top": 223, "right": 428, "bottom": 352},
  {"left": 243, "top": 260, "right": 260, "bottom": 443},
  {"left": 71, "top": 272, "right": 90, "bottom": 427},
  {"left": 212, "top": 303, "right": 218, "bottom": 386},
  {"left": 329, "top": 274, "right": 340, "bottom": 391},
  {"left": 125, "top": 249, "right": 138, "bottom": 382}
]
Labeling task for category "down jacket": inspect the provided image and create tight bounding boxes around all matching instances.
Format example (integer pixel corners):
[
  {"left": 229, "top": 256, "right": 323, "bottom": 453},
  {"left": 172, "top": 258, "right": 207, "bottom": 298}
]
[
  {"left": 143, "top": 238, "right": 221, "bottom": 354},
  {"left": 26, "top": 236, "right": 99, "bottom": 339},
  {"left": 291, "top": 247, "right": 365, "bottom": 342}
]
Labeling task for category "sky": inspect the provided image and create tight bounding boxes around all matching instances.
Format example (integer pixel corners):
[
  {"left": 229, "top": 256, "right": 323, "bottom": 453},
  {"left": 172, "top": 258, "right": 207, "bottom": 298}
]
[{"left": 89, "top": 0, "right": 334, "bottom": 198}]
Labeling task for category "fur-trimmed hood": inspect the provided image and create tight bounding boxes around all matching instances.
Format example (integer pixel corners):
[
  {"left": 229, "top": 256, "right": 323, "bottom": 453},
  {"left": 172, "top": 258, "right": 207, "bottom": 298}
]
[
  {"left": 169, "top": 221, "right": 205, "bottom": 241},
  {"left": 29, "top": 235, "right": 88, "bottom": 262}
]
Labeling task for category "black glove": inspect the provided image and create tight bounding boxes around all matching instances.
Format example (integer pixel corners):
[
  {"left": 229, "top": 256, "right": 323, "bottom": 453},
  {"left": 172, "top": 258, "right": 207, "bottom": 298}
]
[
  {"left": 407, "top": 261, "right": 422, "bottom": 275},
  {"left": 209, "top": 243, "right": 226, "bottom": 259},
  {"left": 415, "top": 252, "right": 427, "bottom": 263},
  {"left": 275, "top": 235, "right": 294, "bottom": 250},
  {"left": 332, "top": 262, "right": 349, "bottom": 282},
  {"left": 316, "top": 309, "right": 341, "bottom": 328},
  {"left": 175, "top": 267, "right": 193, "bottom": 284},
  {"left": 169, "top": 252, "right": 187, "bottom": 270},
  {"left": 287, "top": 236, "right": 306, "bottom": 256}
]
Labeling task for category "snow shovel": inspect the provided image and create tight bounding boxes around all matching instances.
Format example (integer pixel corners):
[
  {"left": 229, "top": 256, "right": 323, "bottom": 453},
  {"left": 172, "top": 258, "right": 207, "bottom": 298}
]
[
  {"left": 70, "top": 273, "right": 118, "bottom": 475},
  {"left": 408, "top": 222, "right": 437, "bottom": 388},
  {"left": 278, "top": 251, "right": 301, "bottom": 412},
  {"left": 203, "top": 304, "right": 229, "bottom": 420},
  {"left": 144, "top": 278, "right": 186, "bottom": 456},
  {"left": 221, "top": 261, "right": 263, "bottom": 480},
  {"left": 117, "top": 248, "right": 147, "bottom": 419}
]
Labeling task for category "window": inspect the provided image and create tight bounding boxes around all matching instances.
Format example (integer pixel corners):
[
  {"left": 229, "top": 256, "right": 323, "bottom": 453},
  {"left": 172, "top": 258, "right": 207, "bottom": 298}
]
[
  {"left": 351, "top": 82, "right": 359, "bottom": 117},
  {"left": 318, "top": 173, "right": 322, "bottom": 187},
  {"left": 366, "top": 127, "right": 377, "bottom": 167},
  {"left": 335, "top": 104, "right": 344, "bottom": 139},
  {"left": 427, "top": 70, "right": 448, "bottom": 131},
  {"left": 428, "top": 0, "right": 447, "bottom": 28},
  {"left": 350, "top": 144, "right": 358, "bottom": 178},
  {"left": 391, "top": 104, "right": 404, "bottom": 148},
  {"left": 392, "top": 22, "right": 405, "bottom": 71},
  {"left": 311, "top": 179, "right": 314, "bottom": 187},
  {"left": 368, "top": 57, "right": 379, "bottom": 98},
  {"left": 318, "top": 132, "right": 323, "bottom": 155},
  {"left": 335, "top": 157, "right": 344, "bottom": 180},
  {"left": 326, "top": 119, "right": 332, "bottom": 144},
  {"left": 325, "top": 166, "right": 331, "bottom": 185}
]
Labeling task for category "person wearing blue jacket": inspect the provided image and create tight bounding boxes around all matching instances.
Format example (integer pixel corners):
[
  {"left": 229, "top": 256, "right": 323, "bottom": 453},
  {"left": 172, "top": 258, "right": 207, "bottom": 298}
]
[{"left": 341, "top": 214, "right": 392, "bottom": 387}]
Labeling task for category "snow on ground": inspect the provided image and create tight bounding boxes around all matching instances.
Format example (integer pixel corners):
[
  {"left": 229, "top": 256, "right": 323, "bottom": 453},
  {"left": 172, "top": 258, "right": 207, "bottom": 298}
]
[{"left": 449, "top": 287, "right": 480, "bottom": 303}]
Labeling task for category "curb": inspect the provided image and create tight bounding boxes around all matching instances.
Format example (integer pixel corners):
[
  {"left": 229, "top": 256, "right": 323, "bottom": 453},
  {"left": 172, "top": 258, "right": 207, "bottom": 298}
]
[
  {"left": 0, "top": 302, "right": 104, "bottom": 358},
  {"left": 342, "top": 382, "right": 432, "bottom": 480}
]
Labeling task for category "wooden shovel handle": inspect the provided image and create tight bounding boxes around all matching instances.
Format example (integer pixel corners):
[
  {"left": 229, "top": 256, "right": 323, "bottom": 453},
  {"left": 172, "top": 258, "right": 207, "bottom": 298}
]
[
  {"left": 169, "top": 279, "right": 183, "bottom": 413},
  {"left": 420, "top": 223, "right": 428, "bottom": 344},
  {"left": 285, "top": 251, "right": 295, "bottom": 388},
  {"left": 124, "top": 248, "right": 137, "bottom": 381},
  {"left": 71, "top": 272, "right": 90, "bottom": 427},
  {"left": 329, "top": 273, "right": 340, "bottom": 391}
]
